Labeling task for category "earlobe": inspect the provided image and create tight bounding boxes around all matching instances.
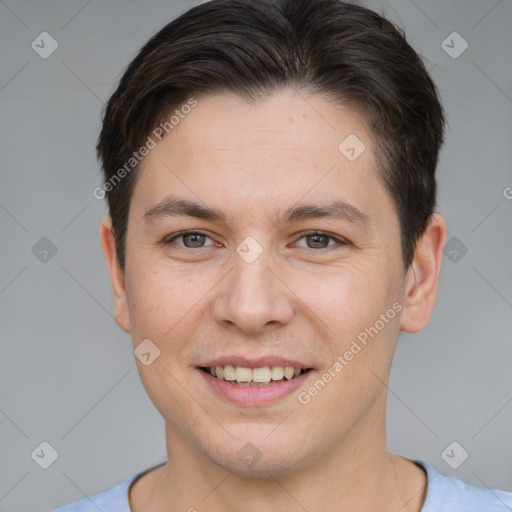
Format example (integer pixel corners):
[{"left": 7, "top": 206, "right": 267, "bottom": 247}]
[
  {"left": 99, "top": 217, "right": 132, "bottom": 333},
  {"left": 399, "top": 213, "right": 447, "bottom": 333}
]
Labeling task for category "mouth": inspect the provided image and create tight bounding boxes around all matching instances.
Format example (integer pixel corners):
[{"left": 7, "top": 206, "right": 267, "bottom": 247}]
[{"left": 198, "top": 365, "right": 314, "bottom": 386}]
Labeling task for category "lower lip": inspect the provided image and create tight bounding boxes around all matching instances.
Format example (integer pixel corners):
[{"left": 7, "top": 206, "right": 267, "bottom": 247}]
[{"left": 197, "top": 368, "right": 314, "bottom": 406}]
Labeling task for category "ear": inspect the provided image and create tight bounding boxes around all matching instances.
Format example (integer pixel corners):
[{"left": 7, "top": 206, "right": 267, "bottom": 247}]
[
  {"left": 99, "top": 216, "right": 131, "bottom": 333},
  {"left": 399, "top": 213, "right": 447, "bottom": 333}
]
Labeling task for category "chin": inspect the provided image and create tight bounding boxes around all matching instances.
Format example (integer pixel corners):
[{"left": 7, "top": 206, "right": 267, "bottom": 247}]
[{"left": 205, "top": 434, "right": 310, "bottom": 479}]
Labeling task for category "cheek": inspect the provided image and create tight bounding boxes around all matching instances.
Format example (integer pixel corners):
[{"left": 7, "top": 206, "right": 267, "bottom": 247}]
[
  {"left": 125, "top": 266, "right": 203, "bottom": 411},
  {"left": 292, "top": 261, "right": 402, "bottom": 414},
  {"left": 293, "top": 266, "right": 399, "bottom": 436},
  {"left": 125, "top": 264, "right": 188, "bottom": 344},
  {"left": 292, "top": 260, "right": 396, "bottom": 340},
  {"left": 125, "top": 261, "right": 218, "bottom": 364}
]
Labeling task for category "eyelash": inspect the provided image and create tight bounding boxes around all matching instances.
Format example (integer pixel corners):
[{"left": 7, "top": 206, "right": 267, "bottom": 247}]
[{"left": 163, "top": 230, "right": 348, "bottom": 250}]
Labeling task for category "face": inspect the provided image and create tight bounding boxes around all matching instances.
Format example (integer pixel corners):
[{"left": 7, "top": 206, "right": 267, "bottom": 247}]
[{"left": 105, "top": 89, "right": 420, "bottom": 476}]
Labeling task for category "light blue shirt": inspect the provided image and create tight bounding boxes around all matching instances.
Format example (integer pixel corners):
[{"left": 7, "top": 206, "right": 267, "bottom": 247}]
[{"left": 51, "top": 459, "right": 512, "bottom": 511}]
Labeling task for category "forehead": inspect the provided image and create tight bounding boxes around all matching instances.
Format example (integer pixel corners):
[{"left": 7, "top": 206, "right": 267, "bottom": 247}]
[
  {"left": 130, "top": 89, "right": 396, "bottom": 231},
  {"left": 169, "top": 89, "right": 369, "bottom": 159}
]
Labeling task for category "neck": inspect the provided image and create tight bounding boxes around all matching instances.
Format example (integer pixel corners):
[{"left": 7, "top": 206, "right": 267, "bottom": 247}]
[{"left": 142, "top": 408, "right": 426, "bottom": 512}]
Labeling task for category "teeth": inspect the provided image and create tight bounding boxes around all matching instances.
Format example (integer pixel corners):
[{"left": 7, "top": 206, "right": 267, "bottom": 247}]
[
  {"left": 206, "top": 365, "right": 306, "bottom": 384},
  {"left": 235, "top": 366, "right": 252, "bottom": 382},
  {"left": 223, "top": 365, "right": 236, "bottom": 381},
  {"left": 284, "top": 366, "right": 295, "bottom": 379},
  {"left": 252, "top": 367, "right": 271, "bottom": 383},
  {"left": 271, "top": 366, "right": 284, "bottom": 380}
]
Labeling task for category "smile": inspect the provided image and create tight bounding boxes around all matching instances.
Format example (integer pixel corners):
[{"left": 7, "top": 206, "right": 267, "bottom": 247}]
[
  {"left": 197, "top": 362, "right": 316, "bottom": 406},
  {"left": 199, "top": 365, "right": 313, "bottom": 385}
]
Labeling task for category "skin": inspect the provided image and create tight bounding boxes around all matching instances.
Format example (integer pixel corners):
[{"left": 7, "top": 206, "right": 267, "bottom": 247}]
[{"left": 100, "top": 88, "right": 447, "bottom": 512}]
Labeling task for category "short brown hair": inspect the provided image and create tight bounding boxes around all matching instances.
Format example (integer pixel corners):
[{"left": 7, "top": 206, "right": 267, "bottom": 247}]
[{"left": 97, "top": 0, "right": 445, "bottom": 270}]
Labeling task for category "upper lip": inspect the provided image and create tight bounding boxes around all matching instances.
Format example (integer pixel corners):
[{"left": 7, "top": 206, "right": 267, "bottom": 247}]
[{"left": 198, "top": 356, "right": 314, "bottom": 370}]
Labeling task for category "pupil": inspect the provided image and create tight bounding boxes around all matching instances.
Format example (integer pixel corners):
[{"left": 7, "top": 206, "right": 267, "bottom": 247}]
[
  {"left": 308, "top": 234, "right": 328, "bottom": 248},
  {"left": 184, "top": 233, "right": 205, "bottom": 247}
]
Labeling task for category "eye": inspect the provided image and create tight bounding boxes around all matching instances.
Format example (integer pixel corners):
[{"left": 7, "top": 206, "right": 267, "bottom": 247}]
[
  {"left": 162, "top": 230, "right": 347, "bottom": 251},
  {"left": 294, "top": 230, "right": 347, "bottom": 250},
  {"left": 163, "top": 230, "right": 216, "bottom": 249}
]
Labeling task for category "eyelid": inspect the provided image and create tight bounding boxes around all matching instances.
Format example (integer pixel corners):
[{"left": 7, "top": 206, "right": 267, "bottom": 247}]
[
  {"left": 292, "top": 230, "right": 348, "bottom": 248},
  {"left": 163, "top": 230, "right": 214, "bottom": 246}
]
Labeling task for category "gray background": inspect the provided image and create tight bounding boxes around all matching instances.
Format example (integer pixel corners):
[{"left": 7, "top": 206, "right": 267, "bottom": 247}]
[{"left": 0, "top": 0, "right": 511, "bottom": 510}]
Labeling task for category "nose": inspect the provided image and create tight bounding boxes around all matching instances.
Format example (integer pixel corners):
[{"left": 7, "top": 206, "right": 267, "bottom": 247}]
[{"left": 212, "top": 248, "right": 294, "bottom": 334}]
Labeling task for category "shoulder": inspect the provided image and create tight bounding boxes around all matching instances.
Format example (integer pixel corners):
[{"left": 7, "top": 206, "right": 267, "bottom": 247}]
[
  {"left": 49, "top": 462, "right": 166, "bottom": 512},
  {"left": 49, "top": 477, "right": 134, "bottom": 512},
  {"left": 416, "top": 459, "right": 512, "bottom": 512}
]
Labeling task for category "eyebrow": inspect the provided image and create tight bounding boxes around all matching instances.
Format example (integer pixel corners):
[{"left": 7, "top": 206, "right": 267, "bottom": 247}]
[{"left": 143, "top": 195, "right": 372, "bottom": 227}]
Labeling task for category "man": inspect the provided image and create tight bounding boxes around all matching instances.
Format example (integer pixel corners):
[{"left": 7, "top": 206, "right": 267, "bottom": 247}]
[{"left": 52, "top": 0, "right": 512, "bottom": 510}]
